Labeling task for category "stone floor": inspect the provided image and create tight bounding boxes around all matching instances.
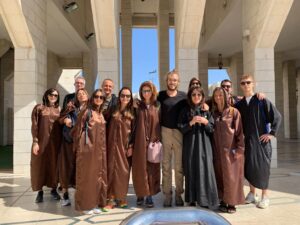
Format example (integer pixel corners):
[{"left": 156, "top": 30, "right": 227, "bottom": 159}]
[{"left": 0, "top": 139, "right": 300, "bottom": 225}]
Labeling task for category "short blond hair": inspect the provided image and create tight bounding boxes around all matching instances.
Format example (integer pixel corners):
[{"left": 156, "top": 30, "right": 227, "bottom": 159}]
[
  {"left": 241, "top": 74, "right": 255, "bottom": 82},
  {"left": 165, "top": 69, "right": 180, "bottom": 82}
]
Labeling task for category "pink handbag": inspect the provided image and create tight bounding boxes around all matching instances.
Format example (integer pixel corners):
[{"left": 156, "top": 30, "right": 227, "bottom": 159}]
[{"left": 147, "top": 141, "right": 163, "bottom": 163}]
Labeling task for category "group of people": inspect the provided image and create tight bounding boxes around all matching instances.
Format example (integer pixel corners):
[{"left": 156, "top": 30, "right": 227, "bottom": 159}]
[{"left": 30, "top": 70, "right": 281, "bottom": 215}]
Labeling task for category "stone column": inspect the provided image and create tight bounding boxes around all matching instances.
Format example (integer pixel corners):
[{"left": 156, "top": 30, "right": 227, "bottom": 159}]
[
  {"left": 91, "top": 0, "right": 120, "bottom": 93},
  {"left": 158, "top": 0, "right": 169, "bottom": 90},
  {"left": 297, "top": 68, "right": 300, "bottom": 138},
  {"left": 47, "top": 51, "right": 62, "bottom": 90},
  {"left": 98, "top": 48, "right": 119, "bottom": 94},
  {"left": 228, "top": 52, "right": 243, "bottom": 96},
  {"left": 12, "top": 0, "right": 47, "bottom": 174},
  {"left": 198, "top": 52, "right": 208, "bottom": 94},
  {"left": 274, "top": 52, "right": 284, "bottom": 139},
  {"left": 242, "top": 0, "right": 293, "bottom": 168},
  {"left": 282, "top": 60, "right": 297, "bottom": 138},
  {"left": 121, "top": 0, "right": 132, "bottom": 88}
]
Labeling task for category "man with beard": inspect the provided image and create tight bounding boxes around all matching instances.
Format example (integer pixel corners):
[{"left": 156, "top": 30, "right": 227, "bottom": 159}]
[
  {"left": 158, "top": 69, "right": 187, "bottom": 207},
  {"left": 101, "top": 78, "right": 118, "bottom": 123}
]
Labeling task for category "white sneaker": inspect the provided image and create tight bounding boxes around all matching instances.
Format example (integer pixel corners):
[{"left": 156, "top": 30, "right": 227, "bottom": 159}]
[
  {"left": 245, "top": 192, "right": 259, "bottom": 204},
  {"left": 61, "top": 198, "right": 71, "bottom": 206},
  {"left": 257, "top": 197, "right": 270, "bottom": 209},
  {"left": 93, "top": 208, "right": 101, "bottom": 214},
  {"left": 83, "top": 209, "right": 94, "bottom": 215}
]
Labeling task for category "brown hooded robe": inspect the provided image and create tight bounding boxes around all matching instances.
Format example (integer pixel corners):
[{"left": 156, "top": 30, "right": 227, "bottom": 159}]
[
  {"left": 107, "top": 112, "right": 134, "bottom": 200},
  {"left": 213, "top": 107, "right": 245, "bottom": 206},
  {"left": 31, "top": 104, "right": 61, "bottom": 191},
  {"left": 73, "top": 108, "right": 107, "bottom": 211},
  {"left": 132, "top": 102, "right": 161, "bottom": 197}
]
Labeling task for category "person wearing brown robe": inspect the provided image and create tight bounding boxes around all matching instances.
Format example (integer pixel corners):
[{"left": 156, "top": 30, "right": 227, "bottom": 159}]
[
  {"left": 72, "top": 89, "right": 107, "bottom": 215},
  {"left": 31, "top": 88, "right": 61, "bottom": 203},
  {"left": 212, "top": 87, "right": 245, "bottom": 213},
  {"left": 132, "top": 81, "right": 161, "bottom": 208},
  {"left": 106, "top": 87, "right": 135, "bottom": 209},
  {"left": 58, "top": 88, "right": 89, "bottom": 206}
]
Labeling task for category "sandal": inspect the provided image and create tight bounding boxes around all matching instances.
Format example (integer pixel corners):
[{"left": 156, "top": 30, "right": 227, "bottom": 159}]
[{"left": 227, "top": 205, "right": 236, "bottom": 214}]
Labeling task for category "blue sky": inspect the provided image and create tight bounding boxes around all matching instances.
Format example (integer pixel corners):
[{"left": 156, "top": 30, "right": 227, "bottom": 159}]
[{"left": 119, "top": 28, "right": 229, "bottom": 93}]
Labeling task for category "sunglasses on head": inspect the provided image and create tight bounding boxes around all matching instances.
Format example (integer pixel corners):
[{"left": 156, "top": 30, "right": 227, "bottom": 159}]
[
  {"left": 240, "top": 81, "right": 252, "bottom": 85},
  {"left": 120, "top": 94, "right": 131, "bottom": 99},
  {"left": 94, "top": 95, "right": 104, "bottom": 100},
  {"left": 49, "top": 93, "right": 58, "bottom": 98},
  {"left": 221, "top": 84, "right": 231, "bottom": 88}
]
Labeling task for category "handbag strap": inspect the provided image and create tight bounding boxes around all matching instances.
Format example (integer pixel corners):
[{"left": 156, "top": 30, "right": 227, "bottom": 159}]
[{"left": 144, "top": 105, "right": 150, "bottom": 142}]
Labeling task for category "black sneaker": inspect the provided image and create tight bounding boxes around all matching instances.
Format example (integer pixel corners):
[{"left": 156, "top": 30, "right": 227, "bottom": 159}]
[
  {"left": 136, "top": 197, "right": 144, "bottom": 206},
  {"left": 51, "top": 188, "right": 61, "bottom": 200},
  {"left": 145, "top": 196, "right": 154, "bottom": 208},
  {"left": 35, "top": 191, "right": 43, "bottom": 203}
]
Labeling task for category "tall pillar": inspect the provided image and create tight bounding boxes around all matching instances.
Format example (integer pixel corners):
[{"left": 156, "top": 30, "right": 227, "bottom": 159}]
[
  {"left": 198, "top": 52, "right": 208, "bottom": 94},
  {"left": 47, "top": 51, "right": 62, "bottom": 89},
  {"left": 297, "top": 68, "right": 300, "bottom": 138},
  {"left": 0, "top": 0, "right": 48, "bottom": 174},
  {"left": 274, "top": 52, "right": 284, "bottom": 139},
  {"left": 83, "top": 52, "right": 95, "bottom": 94},
  {"left": 242, "top": 0, "right": 293, "bottom": 167},
  {"left": 121, "top": 0, "right": 132, "bottom": 88},
  {"left": 174, "top": 0, "right": 206, "bottom": 91},
  {"left": 282, "top": 61, "right": 297, "bottom": 138},
  {"left": 98, "top": 48, "right": 119, "bottom": 93},
  {"left": 228, "top": 52, "right": 243, "bottom": 96},
  {"left": 158, "top": 0, "right": 169, "bottom": 90},
  {"left": 91, "top": 0, "right": 120, "bottom": 93}
]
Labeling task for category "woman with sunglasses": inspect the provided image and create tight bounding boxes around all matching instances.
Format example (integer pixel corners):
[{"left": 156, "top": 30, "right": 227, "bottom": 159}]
[
  {"left": 106, "top": 87, "right": 135, "bottom": 209},
  {"left": 31, "top": 88, "right": 61, "bottom": 203},
  {"left": 212, "top": 87, "right": 245, "bottom": 213},
  {"left": 72, "top": 89, "right": 107, "bottom": 215},
  {"left": 178, "top": 86, "right": 218, "bottom": 209},
  {"left": 132, "top": 81, "right": 161, "bottom": 208},
  {"left": 58, "top": 88, "right": 89, "bottom": 206}
]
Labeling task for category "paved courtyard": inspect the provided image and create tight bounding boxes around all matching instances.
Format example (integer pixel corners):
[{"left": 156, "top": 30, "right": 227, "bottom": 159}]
[{"left": 0, "top": 139, "right": 300, "bottom": 225}]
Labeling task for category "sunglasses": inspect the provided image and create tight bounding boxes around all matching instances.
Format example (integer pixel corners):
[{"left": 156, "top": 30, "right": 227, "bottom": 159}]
[
  {"left": 94, "top": 95, "right": 104, "bottom": 100},
  {"left": 240, "top": 81, "right": 252, "bottom": 85},
  {"left": 192, "top": 93, "right": 201, "bottom": 97},
  {"left": 120, "top": 94, "right": 131, "bottom": 99},
  {"left": 49, "top": 93, "right": 58, "bottom": 98},
  {"left": 221, "top": 85, "right": 231, "bottom": 88},
  {"left": 142, "top": 90, "right": 152, "bottom": 94}
]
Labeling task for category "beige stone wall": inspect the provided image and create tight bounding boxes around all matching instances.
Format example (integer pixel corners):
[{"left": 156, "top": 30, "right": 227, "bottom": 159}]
[{"left": 0, "top": 49, "right": 14, "bottom": 146}]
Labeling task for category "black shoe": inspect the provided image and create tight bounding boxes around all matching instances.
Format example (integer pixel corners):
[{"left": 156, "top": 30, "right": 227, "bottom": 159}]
[
  {"left": 51, "top": 188, "right": 61, "bottom": 200},
  {"left": 145, "top": 196, "right": 154, "bottom": 208},
  {"left": 136, "top": 197, "right": 144, "bottom": 206},
  {"left": 35, "top": 191, "right": 43, "bottom": 203},
  {"left": 189, "top": 201, "right": 196, "bottom": 206},
  {"left": 175, "top": 195, "right": 184, "bottom": 206}
]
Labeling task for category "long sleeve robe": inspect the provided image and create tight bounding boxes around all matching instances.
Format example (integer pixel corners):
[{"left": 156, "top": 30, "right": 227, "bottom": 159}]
[
  {"left": 178, "top": 106, "right": 219, "bottom": 209},
  {"left": 132, "top": 101, "right": 161, "bottom": 197},
  {"left": 107, "top": 112, "right": 134, "bottom": 200},
  {"left": 212, "top": 107, "right": 245, "bottom": 206},
  {"left": 73, "top": 108, "right": 107, "bottom": 210},
  {"left": 235, "top": 95, "right": 282, "bottom": 189},
  {"left": 31, "top": 104, "right": 61, "bottom": 191},
  {"left": 58, "top": 104, "right": 78, "bottom": 189}
]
